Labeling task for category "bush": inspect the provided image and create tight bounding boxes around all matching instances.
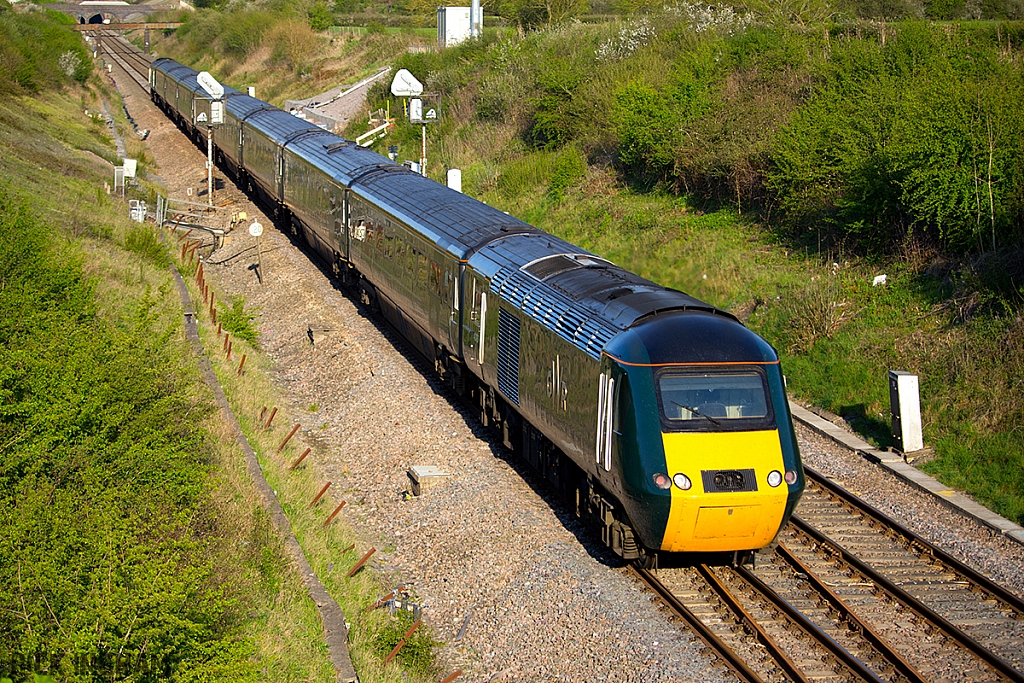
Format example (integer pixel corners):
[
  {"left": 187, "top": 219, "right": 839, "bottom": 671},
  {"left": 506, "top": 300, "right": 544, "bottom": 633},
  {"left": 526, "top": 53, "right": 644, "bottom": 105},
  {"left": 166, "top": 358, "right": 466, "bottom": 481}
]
[{"left": 0, "top": 11, "right": 91, "bottom": 94}]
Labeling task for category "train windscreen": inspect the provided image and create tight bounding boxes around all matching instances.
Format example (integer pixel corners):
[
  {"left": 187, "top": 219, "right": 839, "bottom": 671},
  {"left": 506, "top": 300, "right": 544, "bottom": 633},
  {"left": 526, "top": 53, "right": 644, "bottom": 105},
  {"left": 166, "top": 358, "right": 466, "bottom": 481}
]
[{"left": 656, "top": 371, "right": 773, "bottom": 431}]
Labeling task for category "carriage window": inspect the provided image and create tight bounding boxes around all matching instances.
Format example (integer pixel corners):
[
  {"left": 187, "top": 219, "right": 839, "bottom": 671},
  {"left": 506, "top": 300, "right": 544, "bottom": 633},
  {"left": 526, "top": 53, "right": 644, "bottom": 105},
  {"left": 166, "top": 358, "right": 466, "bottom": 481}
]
[{"left": 657, "top": 371, "right": 770, "bottom": 429}]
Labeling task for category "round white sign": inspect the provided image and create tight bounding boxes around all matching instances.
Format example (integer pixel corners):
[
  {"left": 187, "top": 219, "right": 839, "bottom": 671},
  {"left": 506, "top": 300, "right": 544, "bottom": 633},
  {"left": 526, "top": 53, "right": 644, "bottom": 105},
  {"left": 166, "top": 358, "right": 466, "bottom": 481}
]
[{"left": 249, "top": 221, "right": 263, "bottom": 237}]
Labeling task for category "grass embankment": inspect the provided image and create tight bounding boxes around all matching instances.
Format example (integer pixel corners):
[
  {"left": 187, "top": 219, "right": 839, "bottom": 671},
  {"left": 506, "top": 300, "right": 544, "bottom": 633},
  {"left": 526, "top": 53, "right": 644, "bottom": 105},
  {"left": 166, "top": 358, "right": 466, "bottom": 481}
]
[
  {"left": 0, "top": 89, "right": 333, "bottom": 680},
  {"left": 170, "top": 251, "right": 441, "bottom": 682},
  {"left": 0, "top": 13, "right": 440, "bottom": 680},
  {"left": 141, "top": 17, "right": 433, "bottom": 106}
]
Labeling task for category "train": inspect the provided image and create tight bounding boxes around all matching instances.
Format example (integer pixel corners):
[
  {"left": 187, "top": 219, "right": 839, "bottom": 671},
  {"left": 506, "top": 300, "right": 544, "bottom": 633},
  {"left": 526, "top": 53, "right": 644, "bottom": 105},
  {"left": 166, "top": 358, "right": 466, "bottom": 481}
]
[{"left": 149, "top": 57, "right": 805, "bottom": 565}]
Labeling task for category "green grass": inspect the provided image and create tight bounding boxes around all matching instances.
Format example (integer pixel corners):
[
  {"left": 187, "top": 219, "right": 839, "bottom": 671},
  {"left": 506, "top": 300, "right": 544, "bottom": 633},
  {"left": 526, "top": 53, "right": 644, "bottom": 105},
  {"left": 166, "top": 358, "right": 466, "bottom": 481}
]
[{"left": 0, "top": 67, "right": 336, "bottom": 681}]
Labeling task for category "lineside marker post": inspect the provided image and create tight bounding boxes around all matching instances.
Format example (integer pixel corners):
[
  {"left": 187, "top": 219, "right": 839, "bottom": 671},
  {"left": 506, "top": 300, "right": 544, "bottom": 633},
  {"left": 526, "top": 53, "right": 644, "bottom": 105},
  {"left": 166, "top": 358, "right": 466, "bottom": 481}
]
[
  {"left": 289, "top": 447, "right": 310, "bottom": 469},
  {"left": 323, "top": 501, "right": 346, "bottom": 527},
  {"left": 310, "top": 482, "right": 332, "bottom": 507},
  {"left": 367, "top": 589, "right": 396, "bottom": 611},
  {"left": 276, "top": 423, "right": 301, "bottom": 454},
  {"left": 346, "top": 547, "right": 376, "bottom": 578},
  {"left": 384, "top": 620, "right": 421, "bottom": 664}
]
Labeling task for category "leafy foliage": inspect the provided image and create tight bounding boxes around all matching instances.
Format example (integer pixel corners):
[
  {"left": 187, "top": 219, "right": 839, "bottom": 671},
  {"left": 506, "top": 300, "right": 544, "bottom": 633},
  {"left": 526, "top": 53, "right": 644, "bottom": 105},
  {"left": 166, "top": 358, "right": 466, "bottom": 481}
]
[
  {"left": 0, "top": 10, "right": 91, "bottom": 94},
  {"left": 767, "top": 22, "right": 1024, "bottom": 254},
  {"left": 218, "top": 296, "right": 260, "bottom": 345},
  {"left": 0, "top": 188, "right": 254, "bottom": 681}
]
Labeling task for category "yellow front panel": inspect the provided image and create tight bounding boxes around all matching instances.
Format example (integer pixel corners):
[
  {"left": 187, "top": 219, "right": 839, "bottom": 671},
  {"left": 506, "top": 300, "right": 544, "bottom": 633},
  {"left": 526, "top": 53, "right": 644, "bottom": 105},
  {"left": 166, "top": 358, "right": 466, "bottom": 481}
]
[{"left": 660, "top": 430, "right": 789, "bottom": 552}]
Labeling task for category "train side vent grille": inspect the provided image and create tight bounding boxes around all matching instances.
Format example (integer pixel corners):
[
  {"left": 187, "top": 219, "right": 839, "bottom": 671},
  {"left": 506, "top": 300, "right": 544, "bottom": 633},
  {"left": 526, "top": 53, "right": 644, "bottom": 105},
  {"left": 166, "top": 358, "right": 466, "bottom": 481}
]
[
  {"left": 497, "top": 308, "right": 521, "bottom": 406},
  {"left": 702, "top": 469, "right": 757, "bottom": 493}
]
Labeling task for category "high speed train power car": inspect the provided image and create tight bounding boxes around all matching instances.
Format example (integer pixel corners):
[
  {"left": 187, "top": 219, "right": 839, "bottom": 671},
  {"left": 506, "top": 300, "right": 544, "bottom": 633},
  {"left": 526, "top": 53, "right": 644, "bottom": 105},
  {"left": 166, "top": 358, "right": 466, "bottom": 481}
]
[{"left": 150, "top": 58, "right": 804, "bottom": 565}]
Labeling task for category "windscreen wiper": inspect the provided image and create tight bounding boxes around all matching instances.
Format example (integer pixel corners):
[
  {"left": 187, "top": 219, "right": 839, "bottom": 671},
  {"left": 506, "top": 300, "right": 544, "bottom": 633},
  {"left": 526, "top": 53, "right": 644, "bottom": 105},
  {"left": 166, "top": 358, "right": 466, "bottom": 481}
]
[{"left": 671, "top": 401, "right": 722, "bottom": 427}]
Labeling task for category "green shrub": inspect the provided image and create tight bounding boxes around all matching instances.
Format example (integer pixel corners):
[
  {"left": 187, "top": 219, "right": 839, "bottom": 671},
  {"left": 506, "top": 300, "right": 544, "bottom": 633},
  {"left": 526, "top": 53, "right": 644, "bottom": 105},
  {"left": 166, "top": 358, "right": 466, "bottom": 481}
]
[
  {"left": 548, "top": 145, "right": 587, "bottom": 200},
  {"left": 218, "top": 296, "right": 260, "bottom": 345}
]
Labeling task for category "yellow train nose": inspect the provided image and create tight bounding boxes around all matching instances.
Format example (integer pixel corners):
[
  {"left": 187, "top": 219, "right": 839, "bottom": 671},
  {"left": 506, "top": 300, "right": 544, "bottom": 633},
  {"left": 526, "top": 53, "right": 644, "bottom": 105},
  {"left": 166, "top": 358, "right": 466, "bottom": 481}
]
[{"left": 659, "top": 430, "right": 789, "bottom": 552}]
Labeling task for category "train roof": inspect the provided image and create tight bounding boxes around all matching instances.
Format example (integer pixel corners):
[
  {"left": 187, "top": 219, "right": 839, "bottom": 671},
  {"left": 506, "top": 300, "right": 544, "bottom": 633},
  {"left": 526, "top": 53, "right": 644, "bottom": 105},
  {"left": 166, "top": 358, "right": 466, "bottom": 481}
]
[
  {"left": 242, "top": 108, "right": 323, "bottom": 144},
  {"left": 285, "top": 135, "right": 403, "bottom": 188},
  {"left": 468, "top": 232, "right": 736, "bottom": 360},
  {"left": 350, "top": 171, "right": 538, "bottom": 261},
  {"left": 223, "top": 93, "right": 271, "bottom": 120},
  {"left": 152, "top": 58, "right": 242, "bottom": 99}
]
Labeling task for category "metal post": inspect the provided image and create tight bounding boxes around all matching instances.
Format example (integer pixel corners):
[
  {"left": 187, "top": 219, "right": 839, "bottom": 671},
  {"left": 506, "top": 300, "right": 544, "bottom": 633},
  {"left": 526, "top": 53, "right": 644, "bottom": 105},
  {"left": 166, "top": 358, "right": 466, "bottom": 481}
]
[
  {"left": 257, "top": 233, "right": 263, "bottom": 284},
  {"left": 420, "top": 124, "right": 427, "bottom": 177},
  {"left": 207, "top": 127, "right": 214, "bottom": 207}
]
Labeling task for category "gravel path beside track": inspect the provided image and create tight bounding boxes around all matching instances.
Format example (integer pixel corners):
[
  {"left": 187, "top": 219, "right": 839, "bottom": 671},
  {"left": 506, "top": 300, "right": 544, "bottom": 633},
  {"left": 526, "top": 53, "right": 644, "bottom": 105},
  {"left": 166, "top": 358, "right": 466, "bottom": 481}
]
[{"left": 115, "top": 57, "right": 1024, "bottom": 681}]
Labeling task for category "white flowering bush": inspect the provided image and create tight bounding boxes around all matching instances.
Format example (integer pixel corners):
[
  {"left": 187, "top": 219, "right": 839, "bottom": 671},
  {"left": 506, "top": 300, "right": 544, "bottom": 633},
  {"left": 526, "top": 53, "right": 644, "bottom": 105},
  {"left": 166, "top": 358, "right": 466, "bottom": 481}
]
[
  {"left": 666, "top": 1, "right": 753, "bottom": 34},
  {"left": 596, "top": 17, "right": 655, "bottom": 62},
  {"left": 59, "top": 50, "right": 82, "bottom": 79}
]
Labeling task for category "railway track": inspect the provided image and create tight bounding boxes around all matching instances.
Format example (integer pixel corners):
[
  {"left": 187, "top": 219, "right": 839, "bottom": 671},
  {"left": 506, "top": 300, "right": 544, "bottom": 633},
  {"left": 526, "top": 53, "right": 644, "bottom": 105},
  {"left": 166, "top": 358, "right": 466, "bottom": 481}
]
[
  {"left": 92, "top": 29, "right": 152, "bottom": 90},
  {"left": 637, "top": 467, "right": 1024, "bottom": 683}
]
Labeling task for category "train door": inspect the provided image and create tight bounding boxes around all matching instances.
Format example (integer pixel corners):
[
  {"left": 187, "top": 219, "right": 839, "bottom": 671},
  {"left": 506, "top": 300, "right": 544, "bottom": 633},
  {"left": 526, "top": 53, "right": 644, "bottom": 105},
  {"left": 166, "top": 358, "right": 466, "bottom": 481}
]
[
  {"left": 330, "top": 184, "right": 346, "bottom": 260},
  {"left": 595, "top": 357, "right": 623, "bottom": 475},
  {"left": 275, "top": 151, "right": 285, "bottom": 203},
  {"left": 462, "top": 274, "right": 487, "bottom": 372},
  {"left": 446, "top": 262, "right": 462, "bottom": 354}
]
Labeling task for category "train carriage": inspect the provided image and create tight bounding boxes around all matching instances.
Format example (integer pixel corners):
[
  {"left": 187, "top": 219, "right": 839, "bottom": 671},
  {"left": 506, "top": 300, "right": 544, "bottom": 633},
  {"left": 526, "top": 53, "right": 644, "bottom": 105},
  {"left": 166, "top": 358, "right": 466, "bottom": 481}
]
[
  {"left": 282, "top": 136, "right": 392, "bottom": 269},
  {"left": 219, "top": 93, "right": 268, "bottom": 178},
  {"left": 240, "top": 109, "right": 321, "bottom": 208}
]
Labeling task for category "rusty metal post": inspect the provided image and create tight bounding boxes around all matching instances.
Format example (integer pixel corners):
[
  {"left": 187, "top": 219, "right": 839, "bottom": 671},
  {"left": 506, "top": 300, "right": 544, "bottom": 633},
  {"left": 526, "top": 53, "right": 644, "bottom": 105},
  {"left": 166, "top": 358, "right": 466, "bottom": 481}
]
[
  {"left": 346, "top": 547, "right": 376, "bottom": 578},
  {"left": 211, "top": 304, "right": 216, "bottom": 324},
  {"left": 264, "top": 406, "right": 277, "bottom": 429},
  {"left": 237, "top": 354, "right": 247, "bottom": 376},
  {"left": 276, "top": 423, "right": 301, "bottom": 454},
  {"left": 289, "top": 447, "right": 311, "bottom": 469},
  {"left": 367, "top": 589, "right": 396, "bottom": 612},
  {"left": 222, "top": 332, "right": 230, "bottom": 352},
  {"left": 310, "top": 481, "right": 331, "bottom": 507},
  {"left": 323, "top": 501, "right": 346, "bottom": 527},
  {"left": 384, "top": 620, "right": 421, "bottom": 664},
  {"left": 440, "top": 670, "right": 463, "bottom": 683},
  {"left": 217, "top": 322, "right": 222, "bottom": 338},
  {"left": 341, "top": 543, "right": 355, "bottom": 554},
  {"left": 227, "top": 340, "right": 232, "bottom": 360}
]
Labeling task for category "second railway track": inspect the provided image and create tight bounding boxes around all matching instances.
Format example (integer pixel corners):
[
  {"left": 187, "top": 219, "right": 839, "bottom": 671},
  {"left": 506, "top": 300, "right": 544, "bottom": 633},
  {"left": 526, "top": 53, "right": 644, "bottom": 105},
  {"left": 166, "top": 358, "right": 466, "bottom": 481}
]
[{"left": 637, "top": 467, "right": 1024, "bottom": 683}]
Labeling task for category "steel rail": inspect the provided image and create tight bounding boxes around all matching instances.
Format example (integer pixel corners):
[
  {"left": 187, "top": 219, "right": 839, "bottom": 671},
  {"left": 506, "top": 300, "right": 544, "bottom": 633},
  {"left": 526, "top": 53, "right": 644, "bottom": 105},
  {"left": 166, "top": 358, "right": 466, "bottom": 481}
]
[
  {"left": 790, "top": 515, "right": 1024, "bottom": 683},
  {"left": 695, "top": 564, "right": 814, "bottom": 683},
  {"left": 805, "top": 466, "right": 1024, "bottom": 619},
  {"left": 630, "top": 566, "right": 766, "bottom": 683},
  {"left": 97, "top": 34, "right": 151, "bottom": 90},
  {"left": 727, "top": 564, "right": 888, "bottom": 683},
  {"left": 775, "top": 540, "right": 930, "bottom": 683}
]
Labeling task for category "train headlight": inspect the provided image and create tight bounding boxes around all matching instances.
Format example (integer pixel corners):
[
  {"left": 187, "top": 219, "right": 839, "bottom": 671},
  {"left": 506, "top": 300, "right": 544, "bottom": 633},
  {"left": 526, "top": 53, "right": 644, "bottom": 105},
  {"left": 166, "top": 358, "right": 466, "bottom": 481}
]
[
  {"left": 673, "top": 473, "right": 692, "bottom": 491},
  {"left": 652, "top": 473, "right": 672, "bottom": 490},
  {"left": 767, "top": 470, "right": 783, "bottom": 487},
  {"left": 784, "top": 469, "right": 799, "bottom": 485}
]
